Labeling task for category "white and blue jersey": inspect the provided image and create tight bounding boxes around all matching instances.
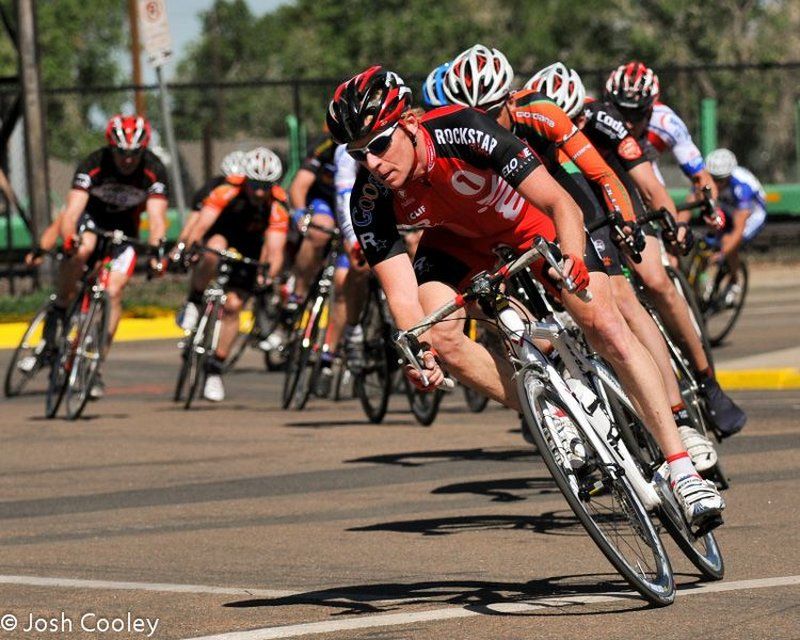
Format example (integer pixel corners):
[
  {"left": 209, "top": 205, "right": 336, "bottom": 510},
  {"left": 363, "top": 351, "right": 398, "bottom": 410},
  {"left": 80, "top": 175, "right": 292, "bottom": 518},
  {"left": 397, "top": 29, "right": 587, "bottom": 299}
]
[
  {"left": 718, "top": 166, "right": 767, "bottom": 242},
  {"left": 333, "top": 144, "right": 358, "bottom": 268},
  {"left": 643, "top": 102, "right": 705, "bottom": 182}
]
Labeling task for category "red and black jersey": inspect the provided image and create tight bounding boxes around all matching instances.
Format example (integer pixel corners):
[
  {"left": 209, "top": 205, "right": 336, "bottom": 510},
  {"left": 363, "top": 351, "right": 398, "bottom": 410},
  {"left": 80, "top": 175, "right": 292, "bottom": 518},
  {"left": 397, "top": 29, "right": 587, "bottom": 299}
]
[
  {"left": 349, "top": 105, "right": 555, "bottom": 268},
  {"left": 300, "top": 134, "right": 337, "bottom": 207},
  {"left": 71, "top": 147, "right": 168, "bottom": 237},
  {"left": 580, "top": 99, "right": 648, "bottom": 218}
]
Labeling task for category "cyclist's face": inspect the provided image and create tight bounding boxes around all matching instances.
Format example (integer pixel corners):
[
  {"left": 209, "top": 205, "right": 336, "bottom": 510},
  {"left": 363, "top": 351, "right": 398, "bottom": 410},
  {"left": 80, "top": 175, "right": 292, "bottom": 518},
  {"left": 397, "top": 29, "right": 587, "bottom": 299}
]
[
  {"left": 245, "top": 181, "right": 270, "bottom": 204},
  {"left": 620, "top": 107, "right": 652, "bottom": 138},
  {"left": 350, "top": 121, "right": 415, "bottom": 189},
  {"left": 112, "top": 148, "right": 144, "bottom": 175}
]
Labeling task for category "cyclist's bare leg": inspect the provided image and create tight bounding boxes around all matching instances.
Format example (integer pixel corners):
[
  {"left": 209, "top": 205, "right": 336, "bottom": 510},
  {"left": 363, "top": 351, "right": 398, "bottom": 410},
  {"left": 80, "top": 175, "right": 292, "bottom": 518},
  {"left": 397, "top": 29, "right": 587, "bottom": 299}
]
[
  {"left": 344, "top": 263, "right": 370, "bottom": 325},
  {"left": 293, "top": 213, "right": 334, "bottom": 299},
  {"left": 55, "top": 232, "right": 97, "bottom": 308},
  {"left": 103, "top": 270, "right": 132, "bottom": 356},
  {"left": 189, "top": 234, "right": 226, "bottom": 294},
  {"left": 326, "top": 267, "right": 348, "bottom": 356},
  {"left": 562, "top": 271, "right": 684, "bottom": 457},
  {"left": 418, "top": 281, "right": 520, "bottom": 411},
  {"left": 610, "top": 274, "right": 683, "bottom": 407},
  {"left": 215, "top": 290, "right": 246, "bottom": 361},
  {"left": 630, "top": 236, "right": 710, "bottom": 373}
]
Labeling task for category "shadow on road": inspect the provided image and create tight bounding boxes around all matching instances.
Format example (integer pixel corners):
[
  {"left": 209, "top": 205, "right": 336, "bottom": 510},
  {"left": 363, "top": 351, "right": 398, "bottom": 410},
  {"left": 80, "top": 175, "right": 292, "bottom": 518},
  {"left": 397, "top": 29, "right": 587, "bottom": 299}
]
[
  {"left": 284, "top": 418, "right": 412, "bottom": 429},
  {"left": 345, "top": 447, "right": 535, "bottom": 467},
  {"left": 347, "top": 511, "right": 586, "bottom": 537},
  {"left": 223, "top": 573, "right": 651, "bottom": 616},
  {"left": 432, "top": 476, "right": 560, "bottom": 502}
]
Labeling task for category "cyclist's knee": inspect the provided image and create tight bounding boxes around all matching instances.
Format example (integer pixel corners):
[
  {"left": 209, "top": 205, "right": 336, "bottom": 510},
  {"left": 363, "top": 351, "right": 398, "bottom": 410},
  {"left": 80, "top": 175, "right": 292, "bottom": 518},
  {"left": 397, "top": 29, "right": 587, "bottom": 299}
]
[{"left": 586, "top": 308, "right": 632, "bottom": 363}]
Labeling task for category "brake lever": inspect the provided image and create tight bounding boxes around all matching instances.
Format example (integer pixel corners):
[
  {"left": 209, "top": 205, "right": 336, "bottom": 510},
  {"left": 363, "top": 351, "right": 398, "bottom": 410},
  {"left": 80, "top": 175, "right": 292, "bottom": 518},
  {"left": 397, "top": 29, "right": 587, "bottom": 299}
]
[{"left": 535, "top": 237, "right": 593, "bottom": 302}]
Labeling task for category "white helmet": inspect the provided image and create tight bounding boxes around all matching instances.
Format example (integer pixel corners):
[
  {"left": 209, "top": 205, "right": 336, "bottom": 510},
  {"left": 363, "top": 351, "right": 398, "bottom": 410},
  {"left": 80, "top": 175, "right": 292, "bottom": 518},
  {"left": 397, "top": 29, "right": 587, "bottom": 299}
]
[
  {"left": 245, "top": 147, "right": 282, "bottom": 182},
  {"left": 706, "top": 148, "right": 737, "bottom": 179},
  {"left": 525, "top": 62, "right": 586, "bottom": 119},
  {"left": 220, "top": 150, "right": 247, "bottom": 176},
  {"left": 443, "top": 44, "right": 514, "bottom": 109}
]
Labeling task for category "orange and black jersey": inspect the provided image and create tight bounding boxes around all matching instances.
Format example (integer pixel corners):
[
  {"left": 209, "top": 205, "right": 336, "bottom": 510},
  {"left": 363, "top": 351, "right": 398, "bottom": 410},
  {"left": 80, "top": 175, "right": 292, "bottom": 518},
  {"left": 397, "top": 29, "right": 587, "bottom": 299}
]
[
  {"left": 301, "top": 134, "right": 337, "bottom": 206},
  {"left": 350, "top": 105, "right": 554, "bottom": 269},
  {"left": 72, "top": 147, "right": 168, "bottom": 237},
  {"left": 506, "top": 90, "right": 635, "bottom": 222},
  {"left": 191, "top": 174, "right": 244, "bottom": 211},
  {"left": 202, "top": 182, "right": 289, "bottom": 257}
]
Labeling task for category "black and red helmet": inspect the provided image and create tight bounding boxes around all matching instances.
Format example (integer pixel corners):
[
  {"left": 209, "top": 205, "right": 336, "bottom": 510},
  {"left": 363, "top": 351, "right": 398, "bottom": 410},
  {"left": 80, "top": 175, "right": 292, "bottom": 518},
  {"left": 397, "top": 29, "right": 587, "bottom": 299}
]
[
  {"left": 105, "top": 114, "right": 151, "bottom": 151},
  {"left": 604, "top": 61, "right": 660, "bottom": 111},
  {"left": 326, "top": 66, "right": 412, "bottom": 144}
]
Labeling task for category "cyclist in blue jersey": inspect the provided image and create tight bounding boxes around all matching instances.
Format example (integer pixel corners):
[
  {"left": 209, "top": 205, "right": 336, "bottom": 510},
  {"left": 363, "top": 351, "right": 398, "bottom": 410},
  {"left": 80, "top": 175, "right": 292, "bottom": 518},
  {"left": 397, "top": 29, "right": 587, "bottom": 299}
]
[
  {"left": 421, "top": 62, "right": 451, "bottom": 111},
  {"left": 705, "top": 148, "right": 766, "bottom": 280}
]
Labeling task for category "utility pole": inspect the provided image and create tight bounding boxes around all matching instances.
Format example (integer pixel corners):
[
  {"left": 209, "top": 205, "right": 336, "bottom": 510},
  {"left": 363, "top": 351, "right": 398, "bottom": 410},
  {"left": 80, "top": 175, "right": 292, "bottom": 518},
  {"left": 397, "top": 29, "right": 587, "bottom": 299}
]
[
  {"left": 16, "top": 0, "right": 50, "bottom": 239},
  {"left": 128, "top": 0, "right": 146, "bottom": 115}
]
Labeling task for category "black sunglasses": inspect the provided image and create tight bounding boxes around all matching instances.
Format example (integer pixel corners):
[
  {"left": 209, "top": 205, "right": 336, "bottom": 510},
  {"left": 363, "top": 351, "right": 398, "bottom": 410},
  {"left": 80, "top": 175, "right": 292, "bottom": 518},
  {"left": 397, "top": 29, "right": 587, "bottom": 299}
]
[
  {"left": 246, "top": 180, "right": 273, "bottom": 192},
  {"left": 347, "top": 123, "right": 398, "bottom": 162},
  {"left": 112, "top": 147, "right": 144, "bottom": 158}
]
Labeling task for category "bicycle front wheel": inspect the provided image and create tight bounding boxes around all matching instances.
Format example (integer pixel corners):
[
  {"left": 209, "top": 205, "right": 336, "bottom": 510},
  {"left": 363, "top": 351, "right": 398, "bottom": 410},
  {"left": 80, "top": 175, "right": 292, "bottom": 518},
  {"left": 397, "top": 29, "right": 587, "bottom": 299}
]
[
  {"left": 45, "top": 311, "right": 78, "bottom": 418},
  {"left": 355, "top": 291, "right": 392, "bottom": 423},
  {"left": 405, "top": 378, "right": 444, "bottom": 426},
  {"left": 5, "top": 303, "right": 49, "bottom": 397},
  {"left": 518, "top": 369, "right": 675, "bottom": 605},
  {"left": 185, "top": 307, "right": 218, "bottom": 410},
  {"left": 65, "top": 293, "right": 109, "bottom": 420}
]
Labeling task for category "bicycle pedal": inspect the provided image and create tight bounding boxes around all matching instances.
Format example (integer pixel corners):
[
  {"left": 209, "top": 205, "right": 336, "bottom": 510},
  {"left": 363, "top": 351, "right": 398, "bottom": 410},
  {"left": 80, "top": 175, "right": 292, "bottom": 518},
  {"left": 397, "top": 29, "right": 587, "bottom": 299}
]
[{"left": 692, "top": 514, "right": 723, "bottom": 538}]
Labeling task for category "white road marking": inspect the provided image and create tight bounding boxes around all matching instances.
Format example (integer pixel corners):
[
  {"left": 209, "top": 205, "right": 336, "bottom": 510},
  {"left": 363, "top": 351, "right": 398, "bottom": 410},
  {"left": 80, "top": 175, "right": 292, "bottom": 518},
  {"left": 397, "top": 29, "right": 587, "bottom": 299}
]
[
  {"left": 0, "top": 575, "right": 299, "bottom": 599},
  {"left": 180, "top": 574, "right": 800, "bottom": 640}
]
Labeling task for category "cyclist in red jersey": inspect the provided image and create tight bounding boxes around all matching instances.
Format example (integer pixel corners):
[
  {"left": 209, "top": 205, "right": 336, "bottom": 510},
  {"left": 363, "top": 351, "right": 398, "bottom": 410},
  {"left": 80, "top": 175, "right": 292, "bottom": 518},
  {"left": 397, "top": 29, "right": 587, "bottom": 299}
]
[
  {"left": 55, "top": 114, "right": 168, "bottom": 399},
  {"left": 444, "top": 48, "right": 718, "bottom": 474},
  {"left": 531, "top": 62, "right": 746, "bottom": 438},
  {"left": 328, "top": 65, "right": 723, "bottom": 527}
]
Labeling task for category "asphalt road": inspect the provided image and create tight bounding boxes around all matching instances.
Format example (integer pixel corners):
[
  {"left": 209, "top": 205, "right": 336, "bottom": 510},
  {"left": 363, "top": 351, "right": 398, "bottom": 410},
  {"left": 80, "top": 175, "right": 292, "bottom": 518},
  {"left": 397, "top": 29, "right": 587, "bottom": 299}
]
[{"left": 0, "top": 268, "right": 797, "bottom": 640}]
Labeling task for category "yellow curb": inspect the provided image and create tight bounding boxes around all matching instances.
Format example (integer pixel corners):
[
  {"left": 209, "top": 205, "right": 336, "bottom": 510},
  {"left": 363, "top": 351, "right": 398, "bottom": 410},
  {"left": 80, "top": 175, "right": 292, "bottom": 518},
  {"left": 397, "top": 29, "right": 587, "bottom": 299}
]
[
  {"left": 716, "top": 368, "right": 800, "bottom": 391},
  {"left": 0, "top": 312, "right": 254, "bottom": 349}
]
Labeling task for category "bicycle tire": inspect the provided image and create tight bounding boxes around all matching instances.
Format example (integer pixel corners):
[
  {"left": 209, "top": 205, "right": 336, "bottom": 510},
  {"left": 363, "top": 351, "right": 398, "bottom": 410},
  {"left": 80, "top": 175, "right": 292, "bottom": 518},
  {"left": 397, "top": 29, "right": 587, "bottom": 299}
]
[
  {"left": 282, "top": 293, "right": 322, "bottom": 409},
  {"left": 65, "top": 292, "right": 109, "bottom": 420},
  {"left": 518, "top": 369, "right": 675, "bottom": 605},
  {"left": 463, "top": 386, "right": 489, "bottom": 413},
  {"left": 354, "top": 290, "right": 392, "bottom": 423},
  {"left": 601, "top": 381, "right": 724, "bottom": 581},
  {"left": 704, "top": 261, "right": 748, "bottom": 346},
  {"left": 45, "top": 307, "right": 79, "bottom": 419},
  {"left": 405, "top": 378, "right": 444, "bottom": 426},
  {"left": 185, "top": 305, "right": 218, "bottom": 410},
  {"left": 173, "top": 332, "right": 194, "bottom": 402},
  {"left": 5, "top": 303, "right": 49, "bottom": 397},
  {"left": 666, "top": 265, "right": 715, "bottom": 368}
]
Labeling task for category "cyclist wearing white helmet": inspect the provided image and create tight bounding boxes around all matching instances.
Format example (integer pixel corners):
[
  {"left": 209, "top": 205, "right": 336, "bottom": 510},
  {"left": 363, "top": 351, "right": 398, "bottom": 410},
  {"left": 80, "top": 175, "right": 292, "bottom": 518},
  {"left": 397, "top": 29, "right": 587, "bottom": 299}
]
[
  {"left": 706, "top": 147, "right": 766, "bottom": 276},
  {"left": 176, "top": 146, "right": 289, "bottom": 402},
  {"left": 443, "top": 44, "right": 514, "bottom": 111},
  {"left": 421, "top": 62, "right": 451, "bottom": 110},
  {"left": 535, "top": 62, "right": 745, "bottom": 437}
]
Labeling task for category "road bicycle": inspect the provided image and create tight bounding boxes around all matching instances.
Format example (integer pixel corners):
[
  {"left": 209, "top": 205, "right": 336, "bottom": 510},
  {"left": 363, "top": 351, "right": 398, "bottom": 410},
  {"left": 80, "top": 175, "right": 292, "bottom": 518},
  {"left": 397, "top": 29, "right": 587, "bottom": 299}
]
[
  {"left": 397, "top": 237, "right": 724, "bottom": 604},
  {"left": 174, "top": 246, "right": 269, "bottom": 409},
  {"left": 45, "top": 224, "right": 159, "bottom": 420}
]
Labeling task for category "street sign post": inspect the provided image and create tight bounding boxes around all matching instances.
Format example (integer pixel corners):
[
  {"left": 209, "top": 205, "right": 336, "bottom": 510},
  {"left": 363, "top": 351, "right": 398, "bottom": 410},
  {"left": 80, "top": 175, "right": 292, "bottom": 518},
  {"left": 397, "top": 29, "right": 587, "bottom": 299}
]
[{"left": 138, "top": 0, "right": 187, "bottom": 223}]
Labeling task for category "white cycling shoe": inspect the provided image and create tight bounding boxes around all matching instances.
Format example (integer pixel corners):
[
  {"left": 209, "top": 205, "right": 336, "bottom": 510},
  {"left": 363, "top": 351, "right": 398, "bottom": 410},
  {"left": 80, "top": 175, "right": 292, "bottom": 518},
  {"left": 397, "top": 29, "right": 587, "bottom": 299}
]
[
  {"left": 663, "top": 468, "right": 725, "bottom": 532},
  {"left": 678, "top": 425, "right": 718, "bottom": 472},
  {"left": 203, "top": 374, "right": 225, "bottom": 402},
  {"left": 177, "top": 302, "right": 200, "bottom": 331}
]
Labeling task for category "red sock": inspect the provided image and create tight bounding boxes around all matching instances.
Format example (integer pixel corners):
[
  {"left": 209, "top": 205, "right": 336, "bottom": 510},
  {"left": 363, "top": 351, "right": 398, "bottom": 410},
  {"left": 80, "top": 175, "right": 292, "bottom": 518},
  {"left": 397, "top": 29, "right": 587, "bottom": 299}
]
[{"left": 666, "top": 451, "right": 698, "bottom": 483}]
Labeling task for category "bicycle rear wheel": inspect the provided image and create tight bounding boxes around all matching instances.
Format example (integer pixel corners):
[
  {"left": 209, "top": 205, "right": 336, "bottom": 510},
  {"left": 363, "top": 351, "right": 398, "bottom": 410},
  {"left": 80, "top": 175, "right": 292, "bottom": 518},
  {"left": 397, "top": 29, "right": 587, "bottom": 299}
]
[
  {"left": 518, "top": 369, "right": 675, "bottom": 605},
  {"left": 282, "top": 294, "right": 324, "bottom": 410},
  {"left": 666, "top": 265, "right": 714, "bottom": 368},
  {"left": 5, "top": 303, "right": 49, "bottom": 397},
  {"left": 65, "top": 293, "right": 109, "bottom": 420},
  {"left": 703, "top": 261, "right": 748, "bottom": 346},
  {"left": 355, "top": 289, "right": 392, "bottom": 423}
]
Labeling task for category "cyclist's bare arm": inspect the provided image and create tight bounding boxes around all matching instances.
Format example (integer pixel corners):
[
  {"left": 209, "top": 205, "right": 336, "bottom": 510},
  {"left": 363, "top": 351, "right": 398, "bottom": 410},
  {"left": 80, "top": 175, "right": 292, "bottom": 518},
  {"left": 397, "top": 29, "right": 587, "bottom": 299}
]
[
  {"left": 145, "top": 196, "right": 167, "bottom": 245},
  {"left": 60, "top": 189, "right": 91, "bottom": 238},
  {"left": 718, "top": 208, "right": 750, "bottom": 259},
  {"left": 288, "top": 167, "right": 315, "bottom": 210},
  {"left": 176, "top": 210, "right": 201, "bottom": 243},
  {"left": 185, "top": 205, "right": 222, "bottom": 247},
  {"left": 515, "top": 165, "right": 585, "bottom": 259},
  {"left": 690, "top": 168, "right": 718, "bottom": 201}
]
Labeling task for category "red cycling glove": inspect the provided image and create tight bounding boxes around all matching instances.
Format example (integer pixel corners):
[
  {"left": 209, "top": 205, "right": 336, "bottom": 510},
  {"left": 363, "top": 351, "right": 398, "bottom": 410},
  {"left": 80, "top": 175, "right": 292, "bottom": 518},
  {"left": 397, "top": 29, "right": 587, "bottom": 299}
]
[
  {"left": 348, "top": 241, "right": 366, "bottom": 267},
  {"left": 563, "top": 253, "right": 590, "bottom": 293}
]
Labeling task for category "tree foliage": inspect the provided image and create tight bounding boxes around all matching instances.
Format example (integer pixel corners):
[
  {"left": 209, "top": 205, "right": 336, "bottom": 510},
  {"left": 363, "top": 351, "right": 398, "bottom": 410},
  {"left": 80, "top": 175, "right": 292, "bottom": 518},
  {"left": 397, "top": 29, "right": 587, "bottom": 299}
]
[{"left": 173, "top": 0, "right": 799, "bottom": 181}]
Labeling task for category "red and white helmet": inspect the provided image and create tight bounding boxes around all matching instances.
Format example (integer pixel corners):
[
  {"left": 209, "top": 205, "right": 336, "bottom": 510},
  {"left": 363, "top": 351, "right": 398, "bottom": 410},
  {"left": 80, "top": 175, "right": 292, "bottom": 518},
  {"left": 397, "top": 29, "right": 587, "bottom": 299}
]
[
  {"left": 245, "top": 147, "right": 282, "bottom": 183},
  {"left": 525, "top": 62, "right": 586, "bottom": 119},
  {"left": 443, "top": 44, "right": 514, "bottom": 110},
  {"left": 605, "top": 62, "right": 660, "bottom": 111},
  {"left": 105, "top": 114, "right": 151, "bottom": 151}
]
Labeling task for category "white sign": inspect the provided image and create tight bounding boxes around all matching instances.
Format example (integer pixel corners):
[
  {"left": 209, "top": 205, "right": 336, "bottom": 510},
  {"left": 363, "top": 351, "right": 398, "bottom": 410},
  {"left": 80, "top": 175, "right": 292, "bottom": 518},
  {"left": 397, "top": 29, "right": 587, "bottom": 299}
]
[{"left": 139, "top": 0, "right": 173, "bottom": 68}]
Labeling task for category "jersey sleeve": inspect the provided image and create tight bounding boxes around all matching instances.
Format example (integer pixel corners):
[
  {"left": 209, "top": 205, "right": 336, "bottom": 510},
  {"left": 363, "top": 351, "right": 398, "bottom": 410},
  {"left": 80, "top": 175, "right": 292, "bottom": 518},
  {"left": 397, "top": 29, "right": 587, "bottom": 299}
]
[
  {"left": 647, "top": 108, "right": 704, "bottom": 176},
  {"left": 71, "top": 151, "right": 101, "bottom": 192},
  {"left": 350, "top": 168, "right": 405, "bottom": 266},
  {"left": 300, "top": 136, "right": 335, "bottom": 174},
  {"left": 145, "top": 155, "right": 169, "bottom": 200},
  {"left": 561, "top": 129, "right": 636, "bottom": 221},
  {"left": 202, "top": 184, "right": 241, "bottom": 215},
  {"left": 334, "top": 144, "right": 359, "bottom": 245}
]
